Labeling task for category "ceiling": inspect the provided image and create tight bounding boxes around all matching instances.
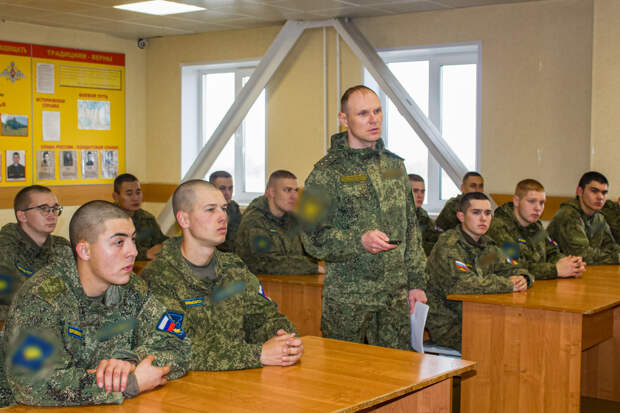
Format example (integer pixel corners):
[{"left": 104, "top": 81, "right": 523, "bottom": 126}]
[{"left": 0, "top": 0, "right": 543, "bottom": 40}]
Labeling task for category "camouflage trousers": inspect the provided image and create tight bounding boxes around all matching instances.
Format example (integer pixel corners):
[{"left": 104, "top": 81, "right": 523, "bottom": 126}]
[
  {"left": 321, "top": 294, "right": 411, "bottom": 350},
  {"left": 0, "top": 330, "right": 15, "bottom": 407}
]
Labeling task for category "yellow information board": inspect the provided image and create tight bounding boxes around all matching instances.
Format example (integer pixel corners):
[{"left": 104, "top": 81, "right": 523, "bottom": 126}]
[{"left": 0, "top": 41, "right": 125, "bottom": 187}]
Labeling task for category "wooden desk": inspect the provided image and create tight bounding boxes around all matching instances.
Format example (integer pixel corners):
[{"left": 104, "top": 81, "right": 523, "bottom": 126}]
[
  {"left": 257, "top": 274, "right": 324, "bottom": 337},
  {"left": 448, "top": 265, "right": 620, "bottom": 413},
  {"left": 4, "top": 336, "right": 476, "bottom": 413}
]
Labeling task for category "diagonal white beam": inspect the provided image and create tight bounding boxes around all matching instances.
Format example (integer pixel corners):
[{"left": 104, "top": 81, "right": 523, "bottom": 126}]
[
  {"left": 332, "top": 17, "right": 468, "bottom": 185},
  {"left": 158, "top": 20, "right": 308, "bottom": 233}
]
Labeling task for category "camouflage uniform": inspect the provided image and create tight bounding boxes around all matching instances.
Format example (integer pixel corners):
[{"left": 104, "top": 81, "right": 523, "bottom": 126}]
[
  {"left": 487, "top": 202, "right": 564, "bottom": 280},
  {"left": 235, "top": 195, "right": 318, "bottom": 274},
  {"left": 425, "top": 226, "right": 533, "bottom": 350},
  {"left": 131, "top": 208, "right": 168, "bottom": 261},
  {"left": 217, "top": 200, "right": 242, "bottom": 253},
  {"left": 300, "top": 131, "right": 426, "bottom": 350},
  {"left": 0, "top": 223, "right": 71, "bottom": 321},
  {"left": 547, "top": 198, "right": 620, "bottom": 265},
  {"left": 601, "top": 200, "right": 620, "bottom": 244},
  {"left": 434, "top": 194, "right": 462, "bottom": 232},
  {"left": 416, "top": 206, "right": 440, "bottom": 256},
  {"left": 141, "top": 237, "right": 296, "bottom": 371},
  {"left": 3, "top": 252, "right": 189, "bottom": 406}
]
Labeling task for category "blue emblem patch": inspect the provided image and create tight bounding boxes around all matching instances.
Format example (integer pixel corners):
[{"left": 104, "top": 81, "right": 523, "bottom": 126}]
[
  {"left": 12, "top": 334, "right": 54, "bottom": 371},
  {"left": 252, "top": 235, "right": 271, "bottom": 253},
  {"left": 0, "top": 274, "right": 12, "bottom": 295},
  {"left": 15, "top": 264, "right": 33, "bottom": 277},
  {"left": 183, "top": 297, "right": 204, "bottom": 307},
  {"left": 67, "top": 326, "right": 84, "bottom": 340},
  {"left": 157, "top": 312, "right": 186, "bottom": 340}
]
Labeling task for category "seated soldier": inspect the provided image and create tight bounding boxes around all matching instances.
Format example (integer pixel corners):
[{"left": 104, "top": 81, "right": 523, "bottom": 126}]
[
  {"left": 409, "top": 174, "right": 439, "bottom": 256},
  {"left": 4, "top": 200, "right": 188, "bottom": 406},
  {"left": 434, "top": 171, "right": 485, "bottom": 233},
  {"left": 425, "top": 192, "right": 533, "bottom": 351},
  {"left": 113, "top": 173, "right": 167, "bottom": 260},
  {"left": 235, "top": 170, "right": 323, "bottom": 275},
  {"left": 141, "top": 180, "right": 303, "bottom": 371},
  {"left": 548, "top": 171, "right": 620, "bottom": 265},
  {"left": 209, "top": 171, "right": 242, "bottom": 253},
  {"left": 488, "top": 179, "right": 585, "bottom": 279},
  {"left": 0, "top": 185, "right": 70, "bottom": 321},
  {"left": 601, "top": 197, "right": 620, "bottom": 243}
]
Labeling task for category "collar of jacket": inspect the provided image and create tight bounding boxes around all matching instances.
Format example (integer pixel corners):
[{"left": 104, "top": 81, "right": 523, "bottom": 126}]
[
  {"left": 328, "top": 131, "right": 386, "bottom": 160},
  {"left": 246, "top": 195, "right": 290, "bottom": 227},
  {"left": 12, "top": 222, "right": 53, "bottom": 252},
  {"left": 457, "top": 224, "right": 490, "bottom": 249},
  {"left": 563, "top": 198, "right": 601, "bottom": 221}
]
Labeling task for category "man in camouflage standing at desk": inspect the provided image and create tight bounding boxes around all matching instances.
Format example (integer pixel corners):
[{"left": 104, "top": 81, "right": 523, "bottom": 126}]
[{"left": 300, "top": 85, "right": 426, "bottom": 350}]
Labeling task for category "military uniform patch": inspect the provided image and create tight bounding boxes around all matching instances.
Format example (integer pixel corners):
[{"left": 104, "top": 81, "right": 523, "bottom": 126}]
[
  {"left": 340, "top": 174, "right": 368, "bottom": 183},
  {"left": 252, "top": 235, "right": 271, "bottom": 253},
  {"left": 516, "top": 237, "right": 527, "bottom": 245},
  {"left": 506, "top": 257, "right": 518, "bottom": 265},
  {"left": 157, "top": 312, "right": 186, "bottom": 339},
  {"left": 455, "top": 260, "right": 471, "bottom": 272},
  {"left": 12, "top": 334, "right": 54, "bottom": 371},
  {"left": 548, "top": 236, "right": 559, "bottom": 248},
  {"left": 95, "top": 319, "right": 136, "bottom": 342},
  {"left": 67, "top": 326, "right": 84, "bottom": 340},
  {"left": 183, "top": 297, "right": 204, "bottom": 307},
  {"left": 212, "top": 281, "right": 245, "bottom": 303},
  {"left": 0, "top": 274, "right": 12, "bottom": 294},
  {"left": 434, "top": 226, "right": 444, "bottom": 233},
  {"left": 15, "top": 264, "right": 34, "bottom": 277},
  {"left": 381, "top": 168, "right": 403, "bottom": 179}
]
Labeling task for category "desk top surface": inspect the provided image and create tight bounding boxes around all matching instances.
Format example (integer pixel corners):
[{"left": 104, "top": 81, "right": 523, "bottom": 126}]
[
  {"left": 3, "top": 336, "right": 475, "bottom": 413},
  {"left": 448, "top": 265, "right": 620, "bottom": 314},
  {"left": 257, "top": 273, "right": 325, "bottom": 286}
]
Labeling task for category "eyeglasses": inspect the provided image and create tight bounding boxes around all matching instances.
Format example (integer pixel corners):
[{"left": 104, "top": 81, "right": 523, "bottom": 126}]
[{"left": 21, "top": 204, "right": 63, "bottom": 216}]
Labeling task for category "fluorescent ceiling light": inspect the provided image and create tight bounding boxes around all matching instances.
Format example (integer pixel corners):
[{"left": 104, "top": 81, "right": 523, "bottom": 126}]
[{"left": 115, "top": 1, "right": 205, "bottom": 15}]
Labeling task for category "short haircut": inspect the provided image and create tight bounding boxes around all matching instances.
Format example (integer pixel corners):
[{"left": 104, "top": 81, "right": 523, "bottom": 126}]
[
  {"left": 408, "top": 174, "right": 424, "bottom": 183},
  {"left": 462, "top": 171, "right": 482, "bottom": 184},
  {"left": 14, "top": 185, "right": 52, "bottom": 217},
  {"left": 340, "top": 85, "right": 376, "bottom": 113},
  {"left": 172, "top": 179, "right": 217, "bottom": 218},
  {"left": 208, "top": 170, "right": 232, "bottom": 184},
  {"left": 458, "top": 191, "right": 491, "bottom": 213},
  {"left": 515, "top": 179, "right": 544, "bottom": 199},
  {"left": 12, "top": 152, "right": 19, "bottom": 157},
  {"left": 267, "top": 170, "right": 297, "bottom": 189},
  {"left": 69, "top": 200, "right": 129, "bottom": 250},
  {"left": 578, "top": 171, "right": 608, "bottom": 190},
  {"left": 114, "top": 173, "right": 139, "bottom": 193}
]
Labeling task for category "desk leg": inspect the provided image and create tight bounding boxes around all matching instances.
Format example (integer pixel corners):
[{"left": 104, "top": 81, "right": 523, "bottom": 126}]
[
  {"left": 581, "top": 306, "right": 620, "bottom": 401},
  {"left": 460, "top": 302, "right": 582, "bottom": 413},
  {"left": 368, "top": 377, "right": 452, "bottom": 413}
]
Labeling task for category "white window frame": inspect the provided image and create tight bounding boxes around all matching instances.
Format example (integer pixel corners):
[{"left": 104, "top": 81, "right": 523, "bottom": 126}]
[
  {"left": 181, "top": 59, "right": 266, "bottom": 205},
  {"left": 364, "top": 42, "right": 481, "bottom": 213}
]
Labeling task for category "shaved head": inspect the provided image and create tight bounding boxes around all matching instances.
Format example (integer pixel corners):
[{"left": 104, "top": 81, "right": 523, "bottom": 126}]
[
  {"left": 172, "top": 179, "right": 218, "bottom": 218},
  {"left": 69, "top": 200, "right": 130, "bottom": 250}
]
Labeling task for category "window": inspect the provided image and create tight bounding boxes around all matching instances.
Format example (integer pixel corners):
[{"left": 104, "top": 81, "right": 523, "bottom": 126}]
[
  {"left": 364, "top": 43, "right": 480, "bottom": 212},
  {"left": 181, "top": 61, "right": 266, "bottom": 204}
]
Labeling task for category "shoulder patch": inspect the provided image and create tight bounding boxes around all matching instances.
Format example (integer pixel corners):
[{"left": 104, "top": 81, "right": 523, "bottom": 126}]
[
  {"left": 37, "top": 274, "right": 67, "bottom": 304},
  {"left": 455, "top": 260, "right": 472, "bottom": 272},
  {"left": 157, "top": 312, "right": 186, "bottom": 339},
  {"left": 15, "top": 264, "right": 34, "bottom": 277},
  {"left": 548, "top": 236, "right": 559, "bottom": 248}
]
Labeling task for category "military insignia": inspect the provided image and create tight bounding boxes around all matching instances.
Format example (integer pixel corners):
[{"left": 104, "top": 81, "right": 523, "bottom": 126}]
[
  {"left": 434, "top": 225, "right": 444, "bottom": 233},
  {"left": 252, "top": 235, "right": 271, "bottom": 253},
  {"left": 297, "top": 191, "right": 327, "bottom": 224},
  {"left": 501, "top": 242, "right": 520, "bottom": 260},
  {"left": 183, "top": 297, "right": 205, "bottom": 307},
  {"left": 0, "top": 274, "right": 12, "bottom": 294},
  {"left": 212, "top": 281, "right": 245, "bottom": 303},
  {"left": 506, "top": 257, "right": 518, "bottom": 265},
  {"left": 95, "top": 318, "right": 136, "bottom": 342},
  {"left": 381, "top": 168, "right": 403, "bottom": 179},
  {"left": 258, "top": 282, "right": 276, "bottom": 306},
  {"left": 268, "top": 228, "right": 278, "bottom": 233},
  {"left": 67, "top": 326, "right": 84, "bottom": 340},
  {"left": 15, "top": 264, "right": 34, "bottom": 277},
  {"left": 340, "top": 174, "right": 368, "bottom": 183},
  {"left": 516, "top": 237, "right": 527, "bottom": 245},
  {"left": 157, "top": 312, "right": 186, "bottom": 339},
  {"left": 455, "top": 260, "right": 471, "bottom": 272},
  {"left": 12, "top": 334, "right": 54, "bottom": 371},
  {"left": 548, "top": 236, "right": 559, "bottom": 248},
  {"left": 0, "top": 62, "right": 25, "bottom": 83}
]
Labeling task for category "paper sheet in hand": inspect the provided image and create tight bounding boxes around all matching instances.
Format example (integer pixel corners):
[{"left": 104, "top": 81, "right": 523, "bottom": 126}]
[{"left": 410, "top": 302, "right": 429, "bottom": 353}]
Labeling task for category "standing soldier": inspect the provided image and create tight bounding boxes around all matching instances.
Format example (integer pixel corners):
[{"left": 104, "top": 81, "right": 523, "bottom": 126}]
[{"left": 300, "top": 85, "right": 426, "bottom": 350}]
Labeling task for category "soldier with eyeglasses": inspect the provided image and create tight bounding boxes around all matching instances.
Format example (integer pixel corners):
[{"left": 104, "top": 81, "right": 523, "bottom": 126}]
[{"left": 0, "top": 185, "right": 70, "bottom": 321}]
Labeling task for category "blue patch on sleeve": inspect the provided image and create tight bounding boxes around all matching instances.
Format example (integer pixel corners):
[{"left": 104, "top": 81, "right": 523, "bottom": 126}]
[
  {"left": 156, "top": 312, "right": 186, "bottom": 340},
  {"left": 15, "top": 264, "right": 34, "bottom": 277},
  {"left": 12, "top": 334, "right": 54, "bottom": 371},
  {"left": 67, "top": 326, "right": 84, "bottom": 340}
]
